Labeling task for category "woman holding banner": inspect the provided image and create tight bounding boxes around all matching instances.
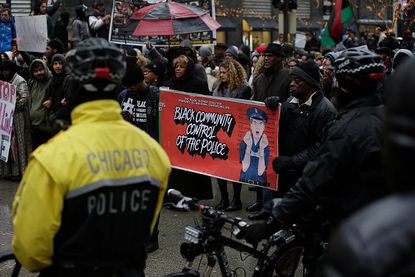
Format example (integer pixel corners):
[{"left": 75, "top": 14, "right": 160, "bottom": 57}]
[
  {"left": 0, "top": 60, "right": 31, "bottom": 181},
  {"left": 168, "top": 54, "right": 212, "bottom": 200},
  {"left": 212, "top": 59, "right": 251, "bottom": 211}
]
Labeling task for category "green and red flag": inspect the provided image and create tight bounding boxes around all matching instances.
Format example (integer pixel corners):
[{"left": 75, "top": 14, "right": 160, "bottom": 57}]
[{"left": 321, "top": 0, "right": 356, "bottom": 48}]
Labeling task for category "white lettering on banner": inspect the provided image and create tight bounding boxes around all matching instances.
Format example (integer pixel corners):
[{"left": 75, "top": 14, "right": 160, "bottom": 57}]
[
  {"left": 87, "top": 189, "right": 150, "bottom": 215},
  {"left": 0, "top": 81, "right": 17, "bottom": 162}
]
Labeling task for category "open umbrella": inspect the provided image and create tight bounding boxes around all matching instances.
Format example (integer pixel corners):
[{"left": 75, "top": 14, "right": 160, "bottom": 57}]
[{"left": 130, "top": 0, "right": 221, "bottom": 37}]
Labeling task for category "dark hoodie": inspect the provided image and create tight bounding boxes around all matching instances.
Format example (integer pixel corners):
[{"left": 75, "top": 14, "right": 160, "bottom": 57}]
[
  {"left": 29, "top": 59, "right": 52, "bottom": 131},
  {"left": 169, "top": 57, "right": 210, "bottom": 95},
  {"left": 46, "top": 54, "right": 72, "bottom": 121}
]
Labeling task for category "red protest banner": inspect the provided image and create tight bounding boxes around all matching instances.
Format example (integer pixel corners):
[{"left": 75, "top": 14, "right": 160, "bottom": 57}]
[{"left": 160, "top": 89, "right": 280, "bottom": 190}]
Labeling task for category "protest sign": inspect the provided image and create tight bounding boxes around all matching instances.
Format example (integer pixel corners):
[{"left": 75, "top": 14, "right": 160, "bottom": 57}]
[
  {"left": 0, "top": 81, "right": 17, "bottom": 162},
  {"left": 15, "top": 15, "right": 48, "bottom": 53},
  {"left": 109, "top": 0, "right": 217, "bottom": 47},
  {"left": 160, "top": 89, "right": 280, "bottom": 190}
]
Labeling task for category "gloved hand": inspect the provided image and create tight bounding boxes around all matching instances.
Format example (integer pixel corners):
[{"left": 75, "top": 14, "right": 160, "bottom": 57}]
[
  {"left": 244, "top": 216, "right": 283, "bottom": 247},
  {"left": 264, "top": 96, "right": 281, "bottom": 111},
  {"left": 272, "top": 156, "right": 294, "bottom": 173}
]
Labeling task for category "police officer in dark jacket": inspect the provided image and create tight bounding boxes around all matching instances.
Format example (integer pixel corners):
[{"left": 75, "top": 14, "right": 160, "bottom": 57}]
[
  {"left": 323, "top": 58, "right": 415, "bottom": 277},
  {"left": 244, "top": 48, "right": 389, "bottom": 265}
]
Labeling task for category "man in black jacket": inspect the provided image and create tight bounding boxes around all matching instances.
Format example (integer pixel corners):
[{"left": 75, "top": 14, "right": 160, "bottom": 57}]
[
  {"left": 118, "top": 57, "right": 159, "bottom": 141},
  {"left": 245, "top": 48, "right": 389, "bottom": 270},
  {"left": 252, "top": 43, "right": 290, "bottom": 102},
  {"left": 249, "top": 60, "right": 337, "bottom": 220},
  {"left": 248, "top": 43, "right": 291, "bottom": 212},
  {"left": 322, "top": 57, "right": 415, "bottom": 277}
]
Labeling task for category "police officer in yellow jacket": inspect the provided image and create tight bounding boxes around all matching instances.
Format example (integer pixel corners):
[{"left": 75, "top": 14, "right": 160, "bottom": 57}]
[{"left": 12, "top": 38, "right": 171, "bottom": 277}]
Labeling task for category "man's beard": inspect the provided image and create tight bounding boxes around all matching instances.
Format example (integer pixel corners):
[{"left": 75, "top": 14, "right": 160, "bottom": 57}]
[{"left": 264, "top": 62, "right": 283, "bottom": 76}]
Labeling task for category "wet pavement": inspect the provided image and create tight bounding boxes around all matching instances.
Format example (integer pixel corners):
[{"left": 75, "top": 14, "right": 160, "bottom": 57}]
[{"left": 0, "top": 179, "right": 273, "bottom": 276}]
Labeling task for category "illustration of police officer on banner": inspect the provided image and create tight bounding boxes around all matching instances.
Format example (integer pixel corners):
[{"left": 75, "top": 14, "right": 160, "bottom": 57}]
[{"left": 239, "top": 107, "right": 270, "bottom": 186}]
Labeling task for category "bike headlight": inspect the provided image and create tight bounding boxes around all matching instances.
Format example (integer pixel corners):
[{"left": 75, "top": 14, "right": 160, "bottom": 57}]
[{"left": 184, "top": 226, "right": 203, "bottom": 244}]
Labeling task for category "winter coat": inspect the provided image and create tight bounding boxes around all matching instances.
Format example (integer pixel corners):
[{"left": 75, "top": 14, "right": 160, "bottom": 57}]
[
  {"left": 212, "top": 83, "right": 251, "bottom": 100},
  {"left": 276, "top": 91, "right": 337, "bottom": 194},
  {"left": 46, "top": 72, "right": 72, "bottom": 122},
  {"left": 272, "top": 94, "right": 388, "bottom": 227},
  {"left": 170, "top": 73, "right": 210, "bottom": 95},
  {"left": 71, "top": 19, "right": 91, "bottom": 42},
  {"left": 324, "top": 193, "right": 415, "bottom": 277},
  {"left": 0, "top": 19, "right": 15, "bottom": 53},
  {"left": 28, "top": 59, "right": 52, "bottom": 131},
  {"left": 118, "top": 85, "right": 160, "bottom": 141},
  {"left": 252, "top": 67, "right": 290, "bottom": 102}
]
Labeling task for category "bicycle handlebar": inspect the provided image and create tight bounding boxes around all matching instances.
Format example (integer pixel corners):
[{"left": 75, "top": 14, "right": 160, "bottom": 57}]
[{"left": 167, "top": 189, "right": 250, "bottom": 237}]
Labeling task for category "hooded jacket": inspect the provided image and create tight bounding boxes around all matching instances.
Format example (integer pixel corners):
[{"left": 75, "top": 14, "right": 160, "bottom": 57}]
[
  {"left": 169, "top": 57, "right": 210, "bottom": 95},
  {"left": 29, "top": 59, "right": 52, "bottom": 131}
]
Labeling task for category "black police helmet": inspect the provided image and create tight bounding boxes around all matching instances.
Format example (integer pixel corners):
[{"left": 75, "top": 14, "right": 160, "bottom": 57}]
[
  {"left": 66, "top": 38, "right": 126, "bottom": 92},
  {"left": 334, "top": 47, "right": 384, "bottom": 80}
]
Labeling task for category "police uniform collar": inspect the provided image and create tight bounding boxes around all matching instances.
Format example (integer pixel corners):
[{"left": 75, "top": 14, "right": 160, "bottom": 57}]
[{"left": 71, "top": 100, "right": 123, "bottom": 125}]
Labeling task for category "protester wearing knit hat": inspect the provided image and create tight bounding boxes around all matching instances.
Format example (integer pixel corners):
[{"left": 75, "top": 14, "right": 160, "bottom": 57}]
[
  {"left": 118, "top": 55, "right": 162, "bottom": 254},
  {"left": 180, "top": 39, "right": 193, "bottom": 49},
  {"left": 290, "top": 60, "right": 321, "bottom": 89},
  {"left": 119, "top": 60, "right": 159, "bottom": 140},
  {"left": 214, "top": 43, "right": 227, "bottom": 66},
  {"left": 255, "top": 60, "right": 337, "bottom": 221},
  {"left": 198, "top": 45, "right": 213, "bottom": 59},
  {"left": 225, "top": 46, "right": 238, "bottom": 59},
  {"left": 256, "top": 44, "right": 267, "bottom": 54},
  {"left": 144, "top": 61, "right": 166, "bottom": 87}
]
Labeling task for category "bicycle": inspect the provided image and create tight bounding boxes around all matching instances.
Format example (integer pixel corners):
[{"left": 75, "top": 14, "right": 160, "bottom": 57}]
[
  {"left": 0, "top": 250, "right": 22, "bottom": 277},
  {"left": 164, "top": 189, "right": 304, "bottom": 277}
]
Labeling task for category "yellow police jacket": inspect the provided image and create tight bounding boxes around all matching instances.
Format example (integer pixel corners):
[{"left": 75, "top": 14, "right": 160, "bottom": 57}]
[{"left": 12, "top": 100, "right": 171, "bottom": 272}]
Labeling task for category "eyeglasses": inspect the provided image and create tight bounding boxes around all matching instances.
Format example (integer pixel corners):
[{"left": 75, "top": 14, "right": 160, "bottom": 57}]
[{"left": 263, "top": 53, "right": 277, "bottom": 58}]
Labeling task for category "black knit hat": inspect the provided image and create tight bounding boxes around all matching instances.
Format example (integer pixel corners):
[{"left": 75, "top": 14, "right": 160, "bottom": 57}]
[
  {"left": 145, "top": 61, "right": 165, "bottom": 79},
  {"left": 0, "top": 60, "right": 20, "bottom": 73},
  {"left": 122, "top": 63, "right": 144, "bottom": 87},
  {"left": 290, "top": 60, "right": 320, "bottom": 88}
]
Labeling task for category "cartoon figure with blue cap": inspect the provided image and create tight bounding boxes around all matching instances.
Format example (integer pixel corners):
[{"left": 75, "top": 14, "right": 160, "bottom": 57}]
[{"left": 240, "top": 107, "right": 270, "bottom": 186}]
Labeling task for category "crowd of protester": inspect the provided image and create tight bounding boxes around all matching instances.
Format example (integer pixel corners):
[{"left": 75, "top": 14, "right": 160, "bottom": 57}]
[
  {"left": 1, "top": 1, "right": 415, "bottom": 273},
  {"left": 1, "top": 0, "right": 414, "bottom": 191}
]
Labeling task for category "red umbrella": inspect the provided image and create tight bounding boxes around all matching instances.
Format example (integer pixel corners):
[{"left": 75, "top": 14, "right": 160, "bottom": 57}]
[{"left": 130, "top": 1, "right": 221, "bottom": 37}]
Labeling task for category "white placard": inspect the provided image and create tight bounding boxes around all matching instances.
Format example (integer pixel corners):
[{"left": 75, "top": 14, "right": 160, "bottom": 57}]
[
  {"left": 15, "top": 15, "right": 48, "bottom": 53},
  {"left": 294, "top": 32, "right": 306, "bottom": 49}
]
